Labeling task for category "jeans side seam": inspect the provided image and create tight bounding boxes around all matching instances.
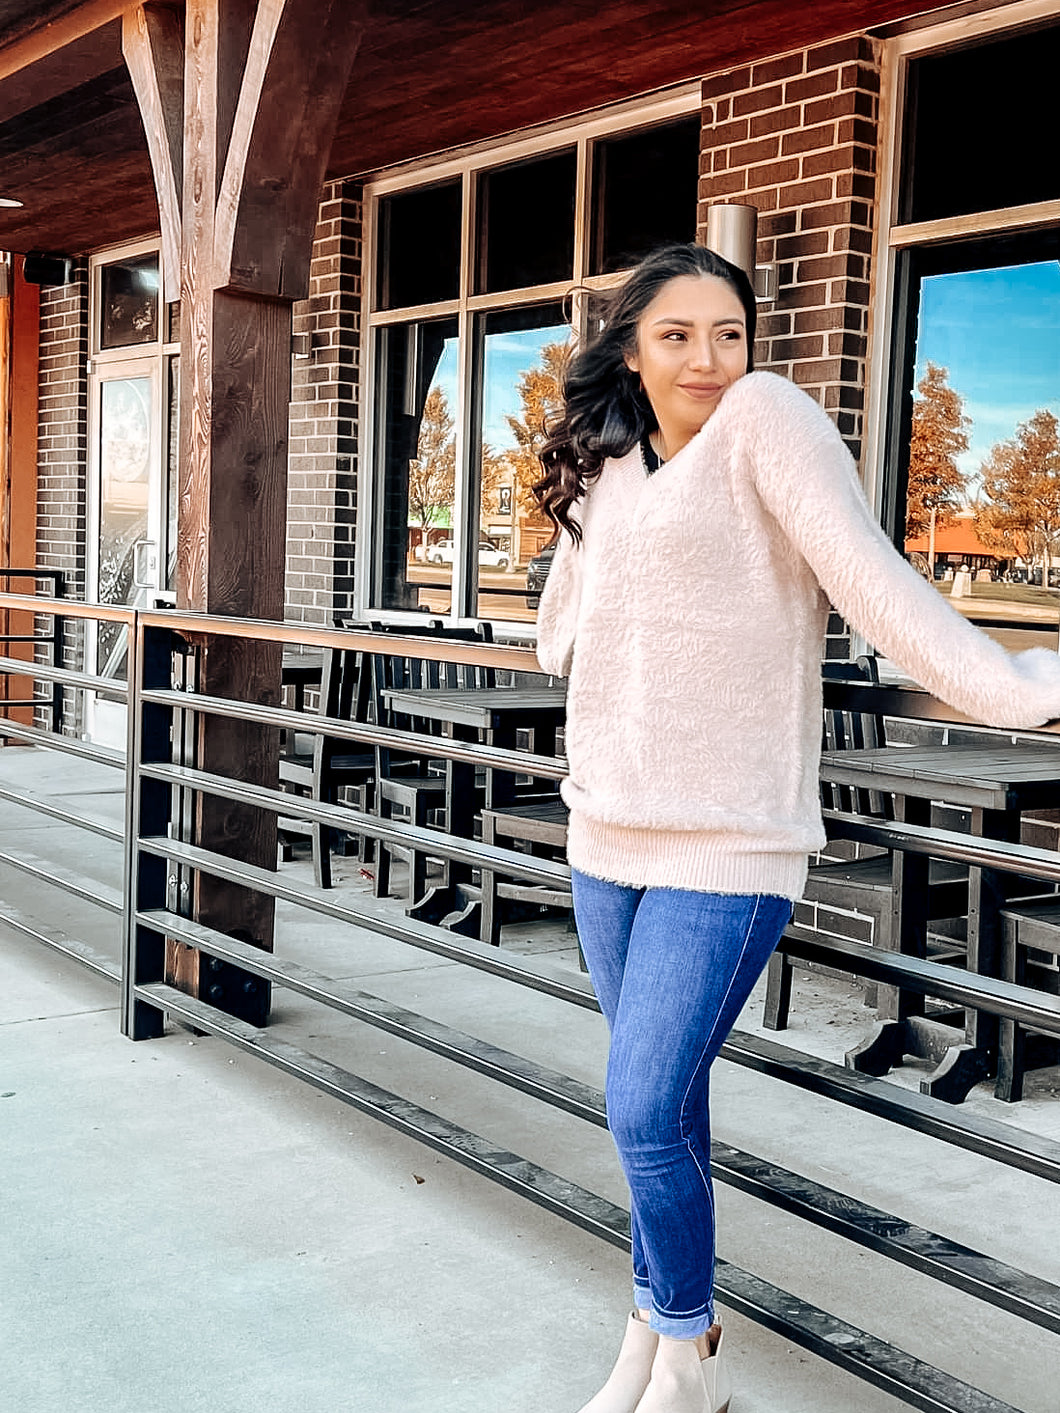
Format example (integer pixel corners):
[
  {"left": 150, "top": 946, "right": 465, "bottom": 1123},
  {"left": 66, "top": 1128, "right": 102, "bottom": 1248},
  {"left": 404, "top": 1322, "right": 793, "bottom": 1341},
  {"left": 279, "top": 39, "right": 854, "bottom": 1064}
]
[{"left": 667, "top": 895, "right": 763, "bottom": 1324}]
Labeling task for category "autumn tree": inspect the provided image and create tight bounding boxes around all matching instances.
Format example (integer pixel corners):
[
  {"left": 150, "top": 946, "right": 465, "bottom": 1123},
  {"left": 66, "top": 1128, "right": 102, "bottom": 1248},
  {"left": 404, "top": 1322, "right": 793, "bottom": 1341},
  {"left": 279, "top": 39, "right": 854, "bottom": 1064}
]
[
  {"left": 975, "top": 409, "right": 1060, "bottom": 576},
  {"left": 905, "top": 361, "right": 970, "bottom": 539},
  {"left": 408, "top": 386, "right": 455, "bottom": 536},
  {"left": 505, "top": 341, "right": 571, "bottom": 523}
]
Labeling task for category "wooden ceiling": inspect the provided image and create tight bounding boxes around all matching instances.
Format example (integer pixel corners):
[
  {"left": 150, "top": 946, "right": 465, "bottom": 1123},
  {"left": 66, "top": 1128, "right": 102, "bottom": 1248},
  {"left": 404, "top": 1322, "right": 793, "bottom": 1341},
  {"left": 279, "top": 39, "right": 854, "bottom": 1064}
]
[{"left": 0, "top": 0, "right": 940, "bottom": 257}]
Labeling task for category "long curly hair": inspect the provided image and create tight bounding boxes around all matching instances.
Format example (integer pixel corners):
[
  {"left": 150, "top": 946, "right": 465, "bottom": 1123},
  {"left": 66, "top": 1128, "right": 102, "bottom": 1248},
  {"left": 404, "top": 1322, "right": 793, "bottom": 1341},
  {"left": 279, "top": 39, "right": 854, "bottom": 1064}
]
[{"left": 534, "top": 243, "right": 757, "bottom": 540}]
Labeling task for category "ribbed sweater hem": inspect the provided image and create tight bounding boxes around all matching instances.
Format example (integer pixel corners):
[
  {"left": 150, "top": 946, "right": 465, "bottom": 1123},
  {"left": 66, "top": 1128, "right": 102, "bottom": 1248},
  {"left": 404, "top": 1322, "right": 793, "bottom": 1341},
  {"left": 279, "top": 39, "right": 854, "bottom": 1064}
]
[{"left": 567, "top": 813, "right": 809, "bottom": 901}]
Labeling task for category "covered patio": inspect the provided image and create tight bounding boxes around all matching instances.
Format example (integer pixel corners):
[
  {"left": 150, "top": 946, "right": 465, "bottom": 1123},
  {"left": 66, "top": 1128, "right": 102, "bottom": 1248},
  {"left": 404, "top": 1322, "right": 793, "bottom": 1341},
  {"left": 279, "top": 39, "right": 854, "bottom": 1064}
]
[{"left": 4, "top": 2, "right": 1060, "bottom": 1410}]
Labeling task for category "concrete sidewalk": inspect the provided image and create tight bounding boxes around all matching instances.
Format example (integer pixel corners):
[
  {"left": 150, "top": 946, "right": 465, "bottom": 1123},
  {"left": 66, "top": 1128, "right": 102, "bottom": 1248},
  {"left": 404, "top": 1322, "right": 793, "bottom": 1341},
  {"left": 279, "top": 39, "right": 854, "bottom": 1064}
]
[{"left": 2, "top": 746, "right": 1060, "bottom": 1412}]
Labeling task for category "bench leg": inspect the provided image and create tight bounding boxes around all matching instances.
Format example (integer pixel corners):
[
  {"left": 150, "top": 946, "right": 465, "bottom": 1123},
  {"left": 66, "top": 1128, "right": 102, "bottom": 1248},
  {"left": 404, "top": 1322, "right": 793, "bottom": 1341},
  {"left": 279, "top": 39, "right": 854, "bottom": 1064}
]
[
  {"left": 479, "top": 816, "right": 501, "bottom": 947},
  {"left": 995, "top": 924, "right": 1025, "bottom": 1103},
  {"left": 373, "top": 800, "right": 393, "bottom": 898},
  {"left": 762, "top": 950, "right": 793, "bottom": 1030},
  {"left": 311, "top": 819, "right": 333, "bottom": 890}
]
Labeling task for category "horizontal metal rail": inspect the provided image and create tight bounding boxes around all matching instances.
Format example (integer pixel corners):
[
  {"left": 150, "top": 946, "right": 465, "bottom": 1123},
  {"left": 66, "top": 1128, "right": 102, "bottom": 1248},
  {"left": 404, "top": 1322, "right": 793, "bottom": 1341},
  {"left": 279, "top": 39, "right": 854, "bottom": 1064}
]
[
  {"left": 0, "top": 903, "right": 120, "bottom": 983},
  {"left": 135, "top": 910, "right": 1060, "bottom": 1337},
  {"left": 133, "top": 981, "right": 1023, "bottom": 1413},
  {"left": 0, "top": 717, "right": 124, "bottom": 766},
  {"left": 141, "top": 763, "right": 570, "bottom": 884},
  {"left": 135, "top": 604, "right": 543, "bottom": 673},
  {"left": 140, "top": 689, "right": 567, "bottom": 778},
  {"left": 0, "top": 781, "right": 124, "bottom": 841},
  {"left": 0, "top": 844, "right": 122, "bottom": 914},
  {"left": 138, "top": 838, "right": 596, "bottom": 1009},
  {"left": 0, "top": 589, "right": 130, "bottom": 624},
  {"left": 825, "top": 808, "right": 1060, "bottom": 881},
  {"left": 721, "top": 1030, "right": 1060, "bottom": 1185},
  {"left": 0, "top": 651, "right": 128, "bottom": 697},
  {"left": 781, "top": 923, "right": 1060, "bottom": 1036}
]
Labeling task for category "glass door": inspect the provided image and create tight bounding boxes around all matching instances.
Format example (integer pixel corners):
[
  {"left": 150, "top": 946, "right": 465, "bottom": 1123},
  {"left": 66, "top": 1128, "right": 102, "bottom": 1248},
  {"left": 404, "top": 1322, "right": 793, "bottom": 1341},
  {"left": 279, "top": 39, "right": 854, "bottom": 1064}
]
[
  {"left": 85, "top": 245, "right": 178, "bottom": 748},
  {"left": 86, "top": 359, "right": 168, "bottom": 746}
]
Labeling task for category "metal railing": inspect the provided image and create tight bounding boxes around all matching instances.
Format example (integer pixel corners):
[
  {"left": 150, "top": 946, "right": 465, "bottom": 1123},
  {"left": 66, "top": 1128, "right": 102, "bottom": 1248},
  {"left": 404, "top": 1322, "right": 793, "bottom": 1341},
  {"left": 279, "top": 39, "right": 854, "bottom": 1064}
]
[{"left": 2, "top": 587, "right": 1060, "bottom": 1413}]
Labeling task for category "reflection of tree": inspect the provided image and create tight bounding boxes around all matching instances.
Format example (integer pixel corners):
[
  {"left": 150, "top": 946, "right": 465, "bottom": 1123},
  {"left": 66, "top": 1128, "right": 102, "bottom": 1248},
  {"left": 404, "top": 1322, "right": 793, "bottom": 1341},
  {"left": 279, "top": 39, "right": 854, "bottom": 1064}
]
[
  {"left": 905, "top": 362, "right": 969, "bottom": 538},
  {"left": 975, "top": 409, "right": 1060, "bottom": 575},
  {"left": 408, "top": 387, "right": 456, "bottom": 535},
  {"left": 479, "top": 441, "right": 507, "bottom": 511},
  {"left": 505, "top": 341, "right": 571, "bottom": 523}
]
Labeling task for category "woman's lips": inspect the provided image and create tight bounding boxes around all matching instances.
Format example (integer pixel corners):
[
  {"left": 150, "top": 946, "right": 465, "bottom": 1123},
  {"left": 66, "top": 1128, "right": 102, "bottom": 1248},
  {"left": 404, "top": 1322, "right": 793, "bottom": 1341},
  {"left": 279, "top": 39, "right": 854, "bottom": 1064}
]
[{"left": 680, "top": 383, "right": 722, "bottom": 395}]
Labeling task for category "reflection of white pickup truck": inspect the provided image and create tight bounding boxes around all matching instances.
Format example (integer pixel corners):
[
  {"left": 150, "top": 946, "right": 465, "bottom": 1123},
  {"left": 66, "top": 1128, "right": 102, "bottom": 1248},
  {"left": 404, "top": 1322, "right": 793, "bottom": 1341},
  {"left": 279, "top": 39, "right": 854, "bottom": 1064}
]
[{"left": 427, "top": 538, "right": 511, "bottom": 571}]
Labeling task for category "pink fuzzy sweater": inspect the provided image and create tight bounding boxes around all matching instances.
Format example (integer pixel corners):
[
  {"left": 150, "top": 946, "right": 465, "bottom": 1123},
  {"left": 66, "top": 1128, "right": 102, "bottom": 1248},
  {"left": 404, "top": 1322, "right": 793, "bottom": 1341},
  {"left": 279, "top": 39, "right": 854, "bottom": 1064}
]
[{"left": 535, "top": 371, "right": 1060, "bottom": 900}]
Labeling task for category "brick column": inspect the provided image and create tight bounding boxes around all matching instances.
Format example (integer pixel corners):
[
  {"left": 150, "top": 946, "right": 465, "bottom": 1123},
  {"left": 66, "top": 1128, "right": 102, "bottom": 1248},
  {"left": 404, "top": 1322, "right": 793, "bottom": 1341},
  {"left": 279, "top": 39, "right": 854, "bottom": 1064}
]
[
  {"left": 286, "top": 179, "right": 363, "bottom": 624},
  {"left": 698, "top": 36, "right": 881, "bottom": 462},
  {"left": 35, "top": 263, "right": 89, "bottom": 734}
]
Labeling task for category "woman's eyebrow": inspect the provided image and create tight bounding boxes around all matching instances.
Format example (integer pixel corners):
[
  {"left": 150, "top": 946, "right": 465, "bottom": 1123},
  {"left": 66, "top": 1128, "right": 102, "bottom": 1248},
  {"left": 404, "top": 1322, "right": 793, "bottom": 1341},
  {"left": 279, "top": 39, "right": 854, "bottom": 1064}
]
[{"left": 649, "top": 316, "right": 746, "bottom": 328}]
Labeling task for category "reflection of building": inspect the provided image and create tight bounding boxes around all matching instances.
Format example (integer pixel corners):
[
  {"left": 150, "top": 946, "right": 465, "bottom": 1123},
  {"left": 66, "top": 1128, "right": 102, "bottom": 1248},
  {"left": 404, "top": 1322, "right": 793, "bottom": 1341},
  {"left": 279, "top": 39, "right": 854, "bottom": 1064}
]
[
  {"left": 480, "top": 469, "right": 553, "bottom": 568},
  {"left": 905, "top": 515, "right": 1009, "bottom": 577}
]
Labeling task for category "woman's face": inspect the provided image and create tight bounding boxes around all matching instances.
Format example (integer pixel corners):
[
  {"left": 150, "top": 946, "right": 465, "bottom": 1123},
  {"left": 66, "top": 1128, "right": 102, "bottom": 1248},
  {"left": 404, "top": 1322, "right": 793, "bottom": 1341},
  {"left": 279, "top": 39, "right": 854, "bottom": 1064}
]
[{"left": 624, "top": 273, "right": 749, "bottom": 457}]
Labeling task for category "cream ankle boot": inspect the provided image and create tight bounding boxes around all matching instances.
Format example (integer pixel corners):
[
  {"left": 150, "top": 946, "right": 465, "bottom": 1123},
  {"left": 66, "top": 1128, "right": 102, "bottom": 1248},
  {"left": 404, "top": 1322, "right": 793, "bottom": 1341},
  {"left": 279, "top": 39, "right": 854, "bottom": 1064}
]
[
  {"left": 575, "top": 1311, "right": 658, "bottom": 1413},
  {"left": 636, "top": 1326, "right": 732, "bottom": 1413}
]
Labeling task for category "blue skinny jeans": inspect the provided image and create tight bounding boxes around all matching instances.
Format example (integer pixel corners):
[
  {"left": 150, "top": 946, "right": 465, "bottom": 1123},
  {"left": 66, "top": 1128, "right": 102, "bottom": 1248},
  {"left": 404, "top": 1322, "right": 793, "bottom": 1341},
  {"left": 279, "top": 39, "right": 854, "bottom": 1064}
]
[{"left": 571, "top": 870, "right": 791, "bottom": 1339}]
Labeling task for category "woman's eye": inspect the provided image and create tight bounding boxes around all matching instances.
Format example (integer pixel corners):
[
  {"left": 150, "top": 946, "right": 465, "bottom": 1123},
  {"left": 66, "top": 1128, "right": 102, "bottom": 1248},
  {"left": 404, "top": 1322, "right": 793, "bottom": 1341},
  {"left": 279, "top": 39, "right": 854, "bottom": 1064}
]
[{"left": 663, "top": 330, "right": 686, "bottom": 341}]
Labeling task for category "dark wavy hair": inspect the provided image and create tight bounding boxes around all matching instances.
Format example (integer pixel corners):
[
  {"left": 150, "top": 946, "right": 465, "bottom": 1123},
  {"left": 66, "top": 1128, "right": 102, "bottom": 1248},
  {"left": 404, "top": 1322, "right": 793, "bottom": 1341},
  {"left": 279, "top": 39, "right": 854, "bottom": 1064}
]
[{"left": 535, "top": 243, "right": 757, "bottom": 540}]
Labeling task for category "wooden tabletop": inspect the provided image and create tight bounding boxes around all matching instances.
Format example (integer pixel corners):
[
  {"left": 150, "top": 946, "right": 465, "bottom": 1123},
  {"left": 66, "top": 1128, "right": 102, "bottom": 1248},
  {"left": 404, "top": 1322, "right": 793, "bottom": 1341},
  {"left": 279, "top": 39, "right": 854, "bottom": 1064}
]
[
  {"left": 819, "top": 742, "right": 1060, "bottom": 812},
  {"left": 381, "top": 685, "right": 566, "bottom": 731},
  {"left": 281, "top": 647, "right": 324, "bottom": 683}
]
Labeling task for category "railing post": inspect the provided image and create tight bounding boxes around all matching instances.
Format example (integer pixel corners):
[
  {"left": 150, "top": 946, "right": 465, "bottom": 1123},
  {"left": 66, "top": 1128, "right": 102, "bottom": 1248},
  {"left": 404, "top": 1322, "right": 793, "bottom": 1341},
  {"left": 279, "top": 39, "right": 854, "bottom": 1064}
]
[{"left": 121, "top": 614, "right": 173, "bottom": 1040}]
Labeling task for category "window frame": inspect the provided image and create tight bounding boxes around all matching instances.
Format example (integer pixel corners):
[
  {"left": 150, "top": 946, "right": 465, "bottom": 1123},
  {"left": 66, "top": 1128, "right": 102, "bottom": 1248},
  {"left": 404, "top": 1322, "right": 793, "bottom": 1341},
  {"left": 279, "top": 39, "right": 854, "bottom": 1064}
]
[
  {"left": 863, "top": 0, "right": 1060, "bottom": 545},
  {"left": 357, "top": 84, "right": 702, "bottom": 631}
]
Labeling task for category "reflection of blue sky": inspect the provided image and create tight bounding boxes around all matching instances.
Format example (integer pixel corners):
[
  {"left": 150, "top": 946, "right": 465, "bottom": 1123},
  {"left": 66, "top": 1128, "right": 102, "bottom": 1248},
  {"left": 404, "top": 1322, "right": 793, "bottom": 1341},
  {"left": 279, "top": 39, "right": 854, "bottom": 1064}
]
[
  {"left": 914, "top": 262, "right": 1060, "bottom": 494},
  {"left": 484, "top": 325, "right": 568, "bottom": 448},
  {"left": 428, "top": 325, "right": 570, "bottom": 451}
]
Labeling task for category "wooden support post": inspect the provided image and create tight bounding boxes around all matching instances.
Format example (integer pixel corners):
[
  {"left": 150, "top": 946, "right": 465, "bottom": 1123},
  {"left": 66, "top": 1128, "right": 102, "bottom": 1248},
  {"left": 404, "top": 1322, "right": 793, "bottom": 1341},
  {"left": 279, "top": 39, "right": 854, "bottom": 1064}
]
[
  {"left": 123, "top": 0, "right": 365, "bottom": 1023},
  {"left": 0, "top": 257, "right": 40, "bottom": 729}
]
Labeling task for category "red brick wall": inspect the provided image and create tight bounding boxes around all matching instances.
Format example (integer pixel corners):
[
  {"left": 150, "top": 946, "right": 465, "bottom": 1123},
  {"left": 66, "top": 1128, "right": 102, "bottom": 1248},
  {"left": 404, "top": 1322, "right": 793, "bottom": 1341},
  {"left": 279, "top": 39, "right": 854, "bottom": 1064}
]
[
  {"left": 286, "top": 179, "right": 362, "bottom": 624},
  {"left": 698, "top": 34, "right": 881, "bottom": 463}
]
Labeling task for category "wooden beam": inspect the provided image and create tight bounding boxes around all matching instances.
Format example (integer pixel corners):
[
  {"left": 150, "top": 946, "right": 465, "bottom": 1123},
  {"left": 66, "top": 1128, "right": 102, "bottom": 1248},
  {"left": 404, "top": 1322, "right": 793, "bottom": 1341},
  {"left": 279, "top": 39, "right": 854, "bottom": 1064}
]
[
  {"left": 0, "top": 22, "right": 124, "bottom": 125},
  {"left": 214, "top": 0, "right": 366, "bottom": 298},
  {"left": 0, "top": 0, "right": 147, "bottom": 81},
  {"left": 122, "top": 4, "right": 184, "bottom": 302}
]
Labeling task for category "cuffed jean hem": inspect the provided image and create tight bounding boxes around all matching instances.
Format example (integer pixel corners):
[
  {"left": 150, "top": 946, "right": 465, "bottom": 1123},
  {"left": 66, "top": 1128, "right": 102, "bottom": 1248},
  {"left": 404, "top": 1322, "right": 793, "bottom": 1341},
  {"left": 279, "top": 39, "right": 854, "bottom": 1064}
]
[
  {"left": 649, "top": 1306, "right": 715, "bottom": 1340},
  {"left": 633, "top": 1282, "right": 651, "bottom": 1312}
]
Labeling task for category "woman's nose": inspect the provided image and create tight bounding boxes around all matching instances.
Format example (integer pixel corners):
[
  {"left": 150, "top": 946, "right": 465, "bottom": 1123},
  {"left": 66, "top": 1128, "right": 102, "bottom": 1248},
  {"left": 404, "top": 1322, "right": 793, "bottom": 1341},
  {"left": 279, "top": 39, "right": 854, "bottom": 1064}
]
[{"left": 687, "top": 337, "right": 715, "bottom": 369}]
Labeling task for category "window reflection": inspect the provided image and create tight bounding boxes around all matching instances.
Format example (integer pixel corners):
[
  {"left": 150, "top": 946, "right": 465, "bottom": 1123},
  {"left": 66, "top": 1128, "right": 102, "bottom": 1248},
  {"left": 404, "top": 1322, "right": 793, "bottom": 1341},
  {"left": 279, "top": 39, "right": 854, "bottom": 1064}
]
[
  {"left": 590, "top": 117, "right": 700, "bottom": 274},
  {"left": 476, "top": 304, "right": 570, "bottom": 623},
  {"left": 97, "top": 377, "right": 151, "bottom": 676},
  {"left": 477, "top": 150, "right": 576, "bottom": 293},
  {"left": 902, "top": 258, "right": 1060, "bottom": 650},
  {"left": 100, "top": 254, "right": 159, "bottom": 349},
  {"left": 373, "top": 318, "right": 459, "bottom": 613}
]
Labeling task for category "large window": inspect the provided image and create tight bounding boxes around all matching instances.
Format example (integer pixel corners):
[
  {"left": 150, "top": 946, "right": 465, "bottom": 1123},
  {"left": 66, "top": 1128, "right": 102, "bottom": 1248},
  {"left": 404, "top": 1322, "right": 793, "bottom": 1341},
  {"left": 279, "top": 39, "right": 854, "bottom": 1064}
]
[
  {"left": 876, "top": 7, "right": 1060, "bottom": 654},
  {"left": 362, "top": 100, "right": 701, "bottom": 626}
]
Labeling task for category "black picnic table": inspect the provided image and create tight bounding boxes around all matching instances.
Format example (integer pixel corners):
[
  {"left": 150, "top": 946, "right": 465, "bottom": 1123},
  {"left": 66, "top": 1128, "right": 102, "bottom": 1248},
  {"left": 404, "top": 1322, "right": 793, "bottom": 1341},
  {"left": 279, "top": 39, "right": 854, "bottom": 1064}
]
[
  {"left": 379, "top": 684, "right": 567, "bottom": 929},
  {"left": 819, "top": 740, "right": 1060, "bottom": 1102}
]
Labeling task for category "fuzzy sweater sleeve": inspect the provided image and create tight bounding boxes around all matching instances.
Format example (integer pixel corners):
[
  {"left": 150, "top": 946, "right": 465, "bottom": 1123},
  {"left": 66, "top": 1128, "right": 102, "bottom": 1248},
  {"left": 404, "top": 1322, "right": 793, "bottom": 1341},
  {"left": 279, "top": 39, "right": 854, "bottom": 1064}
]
[
  {"left": 534, "top": 529, "right": 582, "bottom": 677},
  {"left": 738, "top": 371, "right": 1060, "bottom": 731}
]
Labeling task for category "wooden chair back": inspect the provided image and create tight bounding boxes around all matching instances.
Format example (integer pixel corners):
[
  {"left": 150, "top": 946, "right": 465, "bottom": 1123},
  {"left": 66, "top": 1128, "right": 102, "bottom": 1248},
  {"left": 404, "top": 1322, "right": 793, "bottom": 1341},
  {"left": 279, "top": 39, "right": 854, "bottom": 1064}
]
[
  {"left": 820, "top": 656, "right": 891, "bottom": 818},
  {"left": 367, "top": 620, "right": 494, "bottom": 773}
]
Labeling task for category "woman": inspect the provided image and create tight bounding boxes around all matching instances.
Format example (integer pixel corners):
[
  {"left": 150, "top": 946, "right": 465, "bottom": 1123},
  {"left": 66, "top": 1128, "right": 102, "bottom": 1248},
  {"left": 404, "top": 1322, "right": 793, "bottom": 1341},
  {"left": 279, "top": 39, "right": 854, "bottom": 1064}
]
[{"left": 533, "top": 242, "right": 1060, "bottom": 1413}]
